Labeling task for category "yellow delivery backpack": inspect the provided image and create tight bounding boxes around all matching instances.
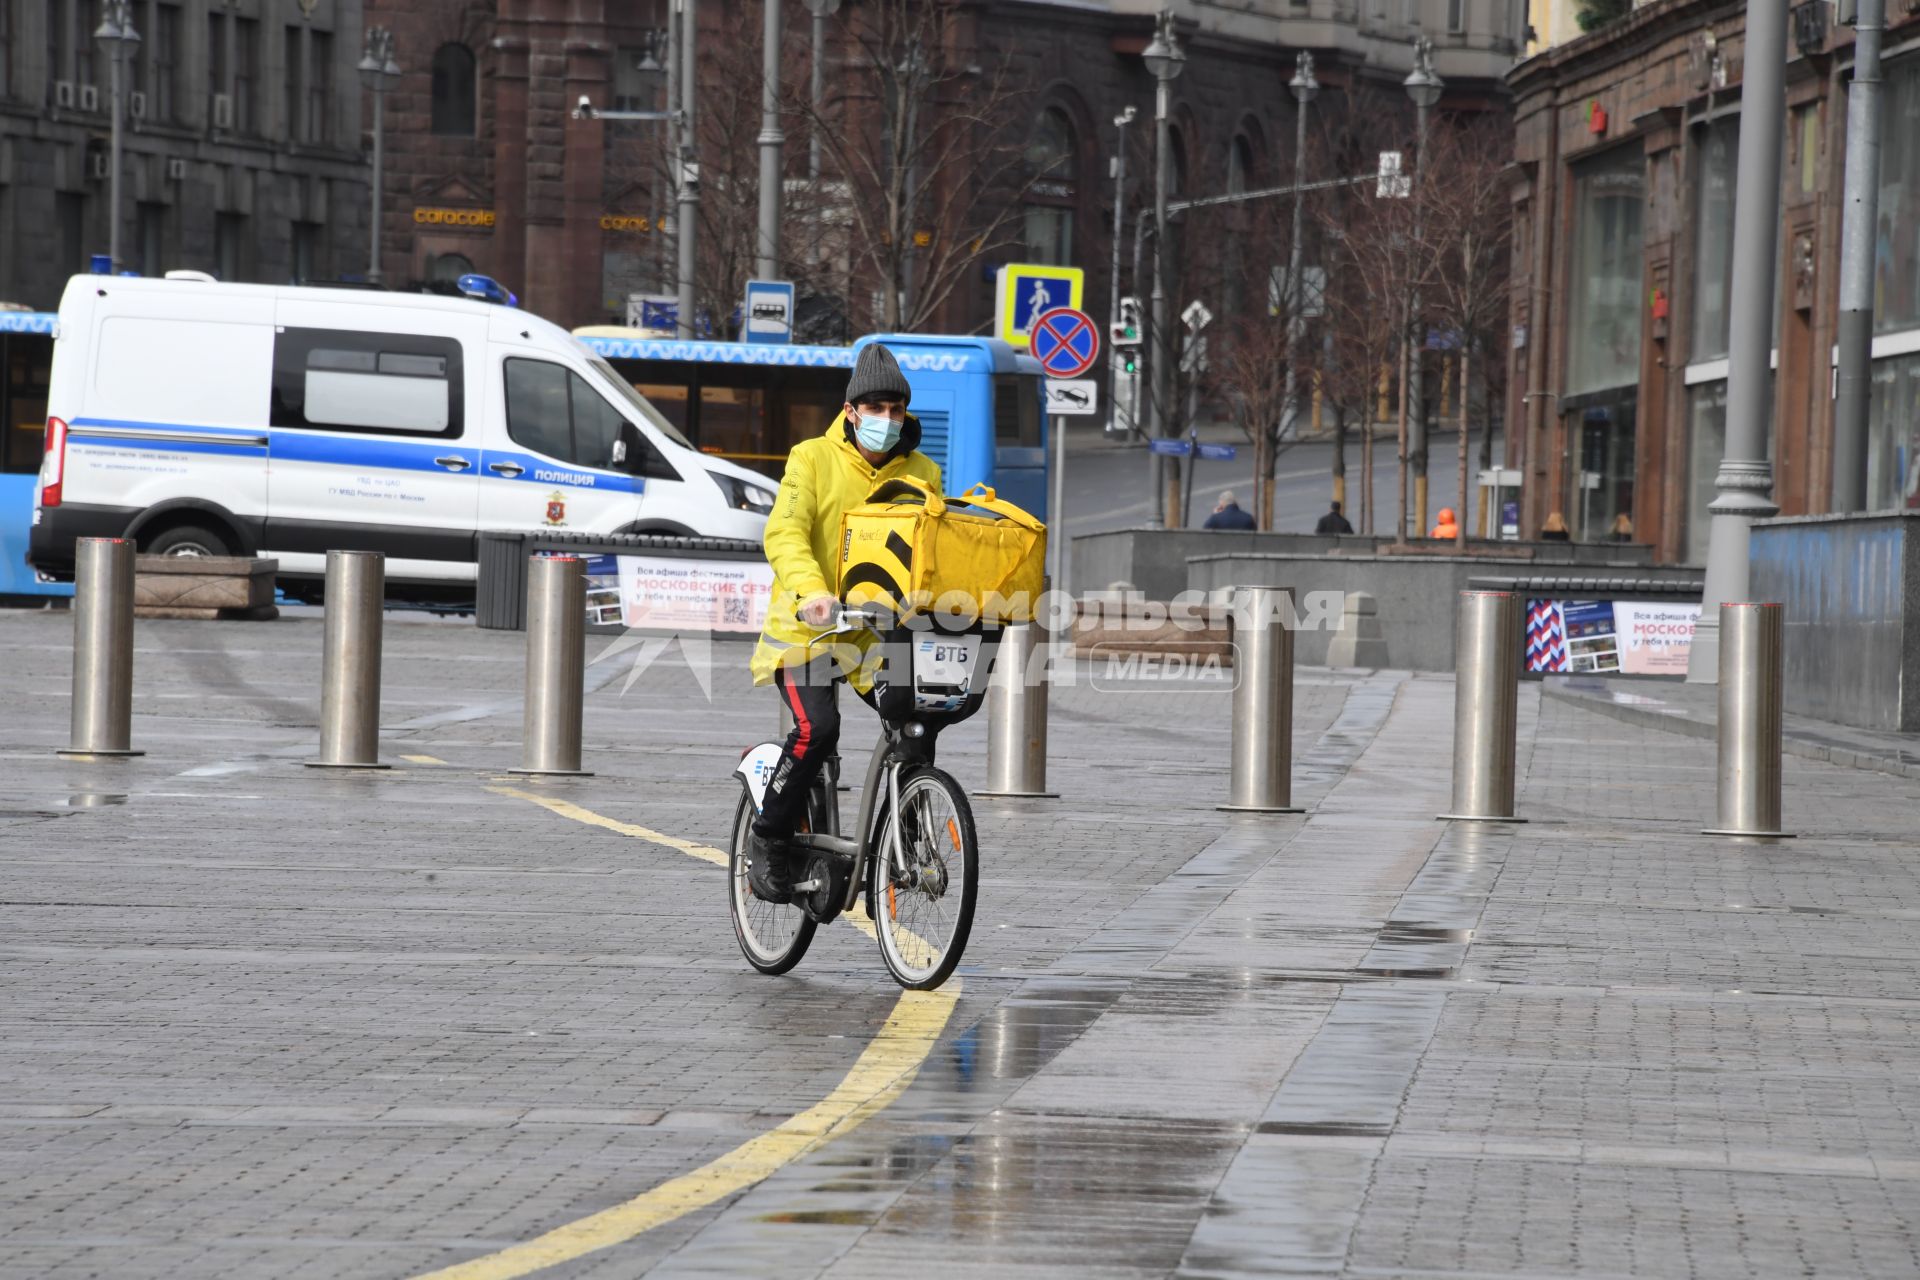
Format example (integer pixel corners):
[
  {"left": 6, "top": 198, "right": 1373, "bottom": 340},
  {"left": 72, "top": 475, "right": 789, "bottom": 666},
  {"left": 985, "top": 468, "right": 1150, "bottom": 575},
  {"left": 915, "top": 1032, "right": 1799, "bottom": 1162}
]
[{"left": 838, "top": 476, "right": 1047, "bottom": 622}]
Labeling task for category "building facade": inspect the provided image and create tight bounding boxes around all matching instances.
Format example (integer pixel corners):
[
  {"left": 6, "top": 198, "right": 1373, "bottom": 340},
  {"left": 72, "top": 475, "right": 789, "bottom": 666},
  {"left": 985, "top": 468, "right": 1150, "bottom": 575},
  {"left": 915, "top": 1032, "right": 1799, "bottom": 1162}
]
[
  {"left": 1505, "top": 0, "right": 1916, "bottom": 560},
  {"left": 363, "top": 0, "right": 1525, "bottom": 335},
  {"left": 0, "top": 0, "right": 374, "bottom": 308}
]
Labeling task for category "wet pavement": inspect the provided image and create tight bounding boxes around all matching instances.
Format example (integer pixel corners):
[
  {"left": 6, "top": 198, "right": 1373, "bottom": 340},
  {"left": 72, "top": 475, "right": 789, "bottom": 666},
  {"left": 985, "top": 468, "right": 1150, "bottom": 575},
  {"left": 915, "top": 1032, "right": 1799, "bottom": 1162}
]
[{"left": 1, "top": 608, "right": 1918, "bottom": 1278}]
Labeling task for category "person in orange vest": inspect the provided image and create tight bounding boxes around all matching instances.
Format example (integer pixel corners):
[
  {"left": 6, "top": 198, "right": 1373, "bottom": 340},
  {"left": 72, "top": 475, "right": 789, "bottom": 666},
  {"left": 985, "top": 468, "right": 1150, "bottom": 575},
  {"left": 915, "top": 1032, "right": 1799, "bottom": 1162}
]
[{"left": 1431, "top": 506, "right": 1460, "bottom": 540}]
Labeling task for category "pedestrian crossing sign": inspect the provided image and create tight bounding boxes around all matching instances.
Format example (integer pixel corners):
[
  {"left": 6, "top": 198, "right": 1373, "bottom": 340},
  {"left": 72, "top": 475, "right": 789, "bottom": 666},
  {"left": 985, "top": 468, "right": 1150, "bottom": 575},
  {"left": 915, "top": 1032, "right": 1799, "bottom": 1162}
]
[{"left": 994, "top": 264, "right": 1085, "bottom": 351}]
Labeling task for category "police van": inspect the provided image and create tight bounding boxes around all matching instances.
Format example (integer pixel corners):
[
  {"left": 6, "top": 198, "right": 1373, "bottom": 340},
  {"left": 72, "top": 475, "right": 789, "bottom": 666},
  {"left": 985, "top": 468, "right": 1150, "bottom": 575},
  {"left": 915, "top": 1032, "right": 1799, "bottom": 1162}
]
[{"left": 27, "top": 272, "right": 776, "bottom": 587}]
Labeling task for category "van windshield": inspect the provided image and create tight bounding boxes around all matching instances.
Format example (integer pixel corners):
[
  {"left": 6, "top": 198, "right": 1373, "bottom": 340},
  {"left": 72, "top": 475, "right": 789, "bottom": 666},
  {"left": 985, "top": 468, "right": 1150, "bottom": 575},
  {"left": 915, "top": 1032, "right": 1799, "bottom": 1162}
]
[{"left": 587, "top": 357, "right": 695, "bottom": 451}]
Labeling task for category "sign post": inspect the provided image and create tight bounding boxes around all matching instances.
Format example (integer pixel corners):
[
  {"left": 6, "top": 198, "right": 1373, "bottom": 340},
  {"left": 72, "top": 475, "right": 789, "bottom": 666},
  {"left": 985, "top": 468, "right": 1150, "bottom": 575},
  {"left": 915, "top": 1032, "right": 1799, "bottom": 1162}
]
[{"left": 1029, "top": 304, "right": 1100, "bottom": 601}]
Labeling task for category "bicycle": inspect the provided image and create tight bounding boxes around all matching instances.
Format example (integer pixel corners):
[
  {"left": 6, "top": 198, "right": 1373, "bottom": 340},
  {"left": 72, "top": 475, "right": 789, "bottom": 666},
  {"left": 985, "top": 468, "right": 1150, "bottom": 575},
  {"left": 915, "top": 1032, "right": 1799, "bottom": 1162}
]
[{"left": 727, "top": 604, "right": 996, "bottom": 990}]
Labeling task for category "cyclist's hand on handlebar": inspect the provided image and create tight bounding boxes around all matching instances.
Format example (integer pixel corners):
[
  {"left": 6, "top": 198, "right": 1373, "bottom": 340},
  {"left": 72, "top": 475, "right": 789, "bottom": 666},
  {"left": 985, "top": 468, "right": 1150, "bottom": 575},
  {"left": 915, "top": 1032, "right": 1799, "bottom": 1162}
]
[{"left": 799, "top": 595, "right": 838, "bottom": 629}]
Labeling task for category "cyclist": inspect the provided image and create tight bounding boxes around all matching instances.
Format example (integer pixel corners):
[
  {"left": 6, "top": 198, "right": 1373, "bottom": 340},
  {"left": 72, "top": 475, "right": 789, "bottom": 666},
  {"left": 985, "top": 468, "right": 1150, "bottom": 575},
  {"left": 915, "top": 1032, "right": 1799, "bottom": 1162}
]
[{"left": 744, "top": 344, "right": 942, "bottom": 903}]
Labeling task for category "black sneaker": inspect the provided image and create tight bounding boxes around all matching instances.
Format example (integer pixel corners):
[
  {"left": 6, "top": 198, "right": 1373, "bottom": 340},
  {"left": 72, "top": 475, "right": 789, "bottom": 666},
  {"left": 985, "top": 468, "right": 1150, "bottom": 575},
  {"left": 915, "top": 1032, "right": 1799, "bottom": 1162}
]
[{"left": 744, "top": 830, "right": 794, "bottom": 904}]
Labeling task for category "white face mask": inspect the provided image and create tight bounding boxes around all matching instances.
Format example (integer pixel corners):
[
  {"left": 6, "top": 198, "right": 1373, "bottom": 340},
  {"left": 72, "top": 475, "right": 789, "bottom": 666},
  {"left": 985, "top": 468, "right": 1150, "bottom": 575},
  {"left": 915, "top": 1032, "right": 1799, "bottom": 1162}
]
[{"left": 854, "top": 411, "right": 903, "bottom": 453}]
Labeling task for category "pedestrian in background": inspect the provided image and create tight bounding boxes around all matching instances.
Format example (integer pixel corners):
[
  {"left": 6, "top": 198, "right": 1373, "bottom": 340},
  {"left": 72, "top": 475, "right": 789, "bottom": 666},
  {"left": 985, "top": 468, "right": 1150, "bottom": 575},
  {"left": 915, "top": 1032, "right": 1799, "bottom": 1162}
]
[
  {"left": 1541, "top": 511, "right": 1571, "bottom": 542},
  {"left": 1203, "top": 490, "right": 1257, "bottom": 531},
  {"left": 1315, "top": 500, "right": 1354, "bottom": 535},
  {"left": 1431, "top": 507, "right": 1460, "bottom": 540}
]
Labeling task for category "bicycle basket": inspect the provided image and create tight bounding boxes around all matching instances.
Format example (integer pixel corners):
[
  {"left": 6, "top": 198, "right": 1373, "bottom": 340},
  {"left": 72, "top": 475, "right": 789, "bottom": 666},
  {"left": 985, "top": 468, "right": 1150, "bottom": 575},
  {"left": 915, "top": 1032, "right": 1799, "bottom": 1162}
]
[{"left": 866, "top": 619, "right": 1001, "bottom": 726}]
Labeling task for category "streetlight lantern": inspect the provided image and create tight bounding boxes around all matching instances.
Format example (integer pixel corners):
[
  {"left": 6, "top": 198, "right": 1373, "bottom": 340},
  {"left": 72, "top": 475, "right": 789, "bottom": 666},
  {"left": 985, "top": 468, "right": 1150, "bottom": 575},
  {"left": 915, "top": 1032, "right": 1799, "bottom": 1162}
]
[
  {"left": 360, "top": 27, "right": 400, "bottom": 285},
  {"left": 94, "top": 0, "right": 141, "bottom": 274},
  {"left": 1290, "top": 49, "right": 1319, "bottom": 106},
  {"left": 1142, "top": 15, "right": 1186, "bottom": 84},
  {"left": 1403, "top": 37, "right": 1444, "bottom": 110}
]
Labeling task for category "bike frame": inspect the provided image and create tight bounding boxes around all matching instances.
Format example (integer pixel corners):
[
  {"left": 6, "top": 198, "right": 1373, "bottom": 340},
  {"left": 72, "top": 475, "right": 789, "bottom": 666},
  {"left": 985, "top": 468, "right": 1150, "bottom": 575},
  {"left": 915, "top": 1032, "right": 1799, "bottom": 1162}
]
[{"left": 787, "top": 722, "right": 937, "bottom": 918}]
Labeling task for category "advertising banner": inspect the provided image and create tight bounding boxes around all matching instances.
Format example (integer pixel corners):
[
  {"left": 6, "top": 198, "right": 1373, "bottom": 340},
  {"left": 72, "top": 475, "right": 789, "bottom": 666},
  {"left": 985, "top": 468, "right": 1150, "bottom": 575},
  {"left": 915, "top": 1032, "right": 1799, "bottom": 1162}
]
[
  {"left": 1525, "top": 599, "right": 1700, "bottom": 676},
  {"left": 579, "top": 554, "right": 774, "bottom": 633}
]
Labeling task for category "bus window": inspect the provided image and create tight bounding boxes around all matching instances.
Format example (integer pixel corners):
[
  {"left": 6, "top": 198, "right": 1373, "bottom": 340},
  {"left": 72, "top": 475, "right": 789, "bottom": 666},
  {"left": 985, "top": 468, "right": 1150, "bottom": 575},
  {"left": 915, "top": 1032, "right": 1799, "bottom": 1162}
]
[
  {"left": 699, "top": 384, "right": 767, "bottom": 466},
  {"left": 633, "top": 382, "right": 690, "bottom": 439},
  {"left": 3, "top": 337, "right": 50, "bottom": 474},
  {"left": 994, "top": 376, "right": 1041, "bottom": 448}
]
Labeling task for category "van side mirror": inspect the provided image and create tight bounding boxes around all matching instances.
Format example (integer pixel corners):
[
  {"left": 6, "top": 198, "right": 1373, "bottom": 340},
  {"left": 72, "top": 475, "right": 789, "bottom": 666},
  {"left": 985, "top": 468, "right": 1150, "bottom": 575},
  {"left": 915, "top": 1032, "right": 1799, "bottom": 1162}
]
[{"left": 615, "top": 422, "right": 645, "bottom": 475}]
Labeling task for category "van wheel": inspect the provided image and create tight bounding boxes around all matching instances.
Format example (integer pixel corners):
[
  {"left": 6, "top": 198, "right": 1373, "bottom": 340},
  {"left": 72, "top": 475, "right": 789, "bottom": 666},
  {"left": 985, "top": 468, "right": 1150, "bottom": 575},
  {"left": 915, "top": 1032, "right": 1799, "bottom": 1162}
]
[{"left": 145, "top": 524, "right": 233, "bottom": 559}]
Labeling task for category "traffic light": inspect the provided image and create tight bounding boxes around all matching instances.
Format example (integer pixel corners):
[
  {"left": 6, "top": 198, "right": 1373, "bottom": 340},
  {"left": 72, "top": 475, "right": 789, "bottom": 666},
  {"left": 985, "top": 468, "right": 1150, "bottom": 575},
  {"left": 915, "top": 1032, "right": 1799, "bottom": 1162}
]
[
  {"left": 1111, "top": 295, "right": 1143, "bottom": 348},
  {"left": 1111, "top": 352, "right": 1140, "bottom": 437}
]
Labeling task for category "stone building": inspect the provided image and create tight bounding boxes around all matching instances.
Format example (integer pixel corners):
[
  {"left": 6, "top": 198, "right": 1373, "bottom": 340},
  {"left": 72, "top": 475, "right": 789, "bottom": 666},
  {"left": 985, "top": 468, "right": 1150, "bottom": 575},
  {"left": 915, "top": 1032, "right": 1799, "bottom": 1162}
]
[
  {"left": 363, "top": 0, "right": 1526, "bottom": 335},
  {"left": 0, "top": 0, "right": 374, "bottom": 308},
  {"left": 1505, "top": 0, "right": 1911, "bottom": 560}
]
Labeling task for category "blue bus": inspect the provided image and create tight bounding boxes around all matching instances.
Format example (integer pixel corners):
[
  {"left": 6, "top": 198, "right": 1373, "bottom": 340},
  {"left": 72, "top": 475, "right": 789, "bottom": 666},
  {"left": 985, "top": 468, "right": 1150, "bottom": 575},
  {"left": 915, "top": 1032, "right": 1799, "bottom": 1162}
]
[
  {"left": 577, "top": 331, "right": 1053, "bottom": 519},
  {"left": 0, "top": 311, "right": 66, "bottom": 600}
]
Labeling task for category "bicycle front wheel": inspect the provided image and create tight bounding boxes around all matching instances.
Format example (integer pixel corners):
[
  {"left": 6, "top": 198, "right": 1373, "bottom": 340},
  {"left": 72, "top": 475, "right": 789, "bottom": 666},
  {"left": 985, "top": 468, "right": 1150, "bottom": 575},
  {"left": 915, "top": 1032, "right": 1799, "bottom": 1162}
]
[
  {"left": 874, "top": 767, "right": 978, "bottom": 990},
  {"left": 728, "top": 793, "right": 816, "bottom": 975}
]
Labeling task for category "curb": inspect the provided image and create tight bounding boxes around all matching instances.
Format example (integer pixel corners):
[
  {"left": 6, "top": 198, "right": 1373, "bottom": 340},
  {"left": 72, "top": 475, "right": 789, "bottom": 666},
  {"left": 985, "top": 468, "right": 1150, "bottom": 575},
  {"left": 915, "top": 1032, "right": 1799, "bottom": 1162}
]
[{"left": 1539, "top": 683, "right": 1920, "bottom": 784}]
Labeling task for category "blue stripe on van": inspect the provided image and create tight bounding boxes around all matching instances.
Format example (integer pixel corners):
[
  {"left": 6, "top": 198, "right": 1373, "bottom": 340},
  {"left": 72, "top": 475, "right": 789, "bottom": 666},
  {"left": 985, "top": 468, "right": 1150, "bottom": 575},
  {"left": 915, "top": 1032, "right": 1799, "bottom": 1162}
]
[
  {"left": 68, "top": 418, "right": 270, "bottom": 458},
  {"left": 271, "top": 431, "right": 480, "bottom": 474},
  {"left": 72, "top": 417, "right": 269, "bottom": 437}
]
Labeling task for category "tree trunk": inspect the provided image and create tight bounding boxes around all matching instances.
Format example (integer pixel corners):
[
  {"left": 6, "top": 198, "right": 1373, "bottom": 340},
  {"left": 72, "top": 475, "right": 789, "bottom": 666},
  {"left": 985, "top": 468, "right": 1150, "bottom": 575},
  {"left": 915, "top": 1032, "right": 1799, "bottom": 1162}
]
[
  {"left": 1457, "top": 340, "right": 1471, "bottom": 548},
  {"left": 1332, "top": 409, "right": 1347, "bottom": 511},
  {"left": 1361, "top": 417, "right": 1374, "bottom": 535}
]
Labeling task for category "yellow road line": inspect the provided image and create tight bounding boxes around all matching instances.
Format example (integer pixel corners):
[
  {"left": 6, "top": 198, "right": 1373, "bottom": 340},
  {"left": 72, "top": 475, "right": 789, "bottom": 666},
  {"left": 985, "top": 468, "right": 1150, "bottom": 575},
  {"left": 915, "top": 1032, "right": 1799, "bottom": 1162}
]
[
  {"left": 402, "top": 754, "right": 447, "bottom": 765},
  {"left": 420, "top": 786, "right": 959, "bottom": 1279}
]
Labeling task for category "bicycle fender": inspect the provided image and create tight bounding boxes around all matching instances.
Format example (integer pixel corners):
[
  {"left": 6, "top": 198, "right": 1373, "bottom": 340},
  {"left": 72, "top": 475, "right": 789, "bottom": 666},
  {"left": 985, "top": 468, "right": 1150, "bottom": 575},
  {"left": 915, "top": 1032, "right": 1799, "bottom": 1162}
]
[{"left": 735, "top": 742, "right": 785, "bottom": 812}]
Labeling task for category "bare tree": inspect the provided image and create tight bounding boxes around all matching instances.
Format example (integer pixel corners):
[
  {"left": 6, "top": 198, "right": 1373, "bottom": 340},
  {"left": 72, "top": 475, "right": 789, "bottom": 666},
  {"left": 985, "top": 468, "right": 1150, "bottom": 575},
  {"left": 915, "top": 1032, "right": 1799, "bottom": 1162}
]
[
  {"left": 1418, "top": 115, "right": 1514, "bottom": 547},
  {"left": 793, "top": 0, "right": 1041, "bottom": 332}
]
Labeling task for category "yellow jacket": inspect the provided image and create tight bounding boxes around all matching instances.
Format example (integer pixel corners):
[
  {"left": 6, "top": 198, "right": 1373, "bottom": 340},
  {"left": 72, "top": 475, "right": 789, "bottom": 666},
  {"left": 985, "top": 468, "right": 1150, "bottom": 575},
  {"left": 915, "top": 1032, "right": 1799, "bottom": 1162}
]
[{"left": 750, "top": 413, "right": 942, "bottom": 687}]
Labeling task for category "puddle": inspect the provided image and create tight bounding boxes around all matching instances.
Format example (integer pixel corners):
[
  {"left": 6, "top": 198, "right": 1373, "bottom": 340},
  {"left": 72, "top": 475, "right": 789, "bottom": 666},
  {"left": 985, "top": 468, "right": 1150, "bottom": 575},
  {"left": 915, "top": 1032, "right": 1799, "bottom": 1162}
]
[
  {"left": 59, "top": 793, "right": 129, "bottom": 808},
  {"left": 753, "top": 1209, "right": 880, "bottom": 1227}
]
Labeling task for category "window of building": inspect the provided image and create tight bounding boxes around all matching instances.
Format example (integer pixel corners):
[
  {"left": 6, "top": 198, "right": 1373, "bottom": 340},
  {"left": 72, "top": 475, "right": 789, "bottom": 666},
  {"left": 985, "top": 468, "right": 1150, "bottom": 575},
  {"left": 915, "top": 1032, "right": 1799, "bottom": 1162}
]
[
  {"left": 1685, "top": 380, "right": 1725, "bottom": 563},
  {"left": 207, "top": 9, "right": 226, "bottom": 122},
  {"left": 286, "top": 25, "right": 305, "bottom": 142},
  {"left": 74, "top": 1, "right": 96, "bottom": 92},
  {"left": 1867, "top": 351, "right": 1920, "bottom": 510},
  {"left": 1792, "top": 102, "right": 1819, "bottom": 195},
  {"left": 0, "top": 0, "right": 13, "bottom": 101},
  {"left": 308, "top": 30, "right": 330, "bottom": 143},
  {"left": 1448, "top": 0, "right": 1467, "bottom": 33},
  {"left": 215, "top": 211, "right": 244, "bottom": 281},
  {"left": 1690, "top": 118, "right": 1738, "bottom": 364},
  {"left": 272, "top": 327, "right": 463, "bottom": 437},
  {"left": 233, "top": 16, "right": 257, "bottom": 134},
  {"left": 57, "top": 192, "right": 85, "bottom": 276},
  {"left": 1565, "top": 147, "right": 1644, "bottom": 396},
  {"left": 1022, "top": 107, "right": 1076, "bottom": 267},
  {"left": 1228, "top": 134, "right": 1254, "bottom": 195},
  {"left": 431, "top": 43, "right": 477, "bottom": 137},
  {"left": 137, "top": 201, "right": 164, "bottom": 276},
  {"left": 292, "top": 220, "right": 319, "bottom": 284},
  {"left": 150, "top": 2, "right": 179, "bottom": 123}
]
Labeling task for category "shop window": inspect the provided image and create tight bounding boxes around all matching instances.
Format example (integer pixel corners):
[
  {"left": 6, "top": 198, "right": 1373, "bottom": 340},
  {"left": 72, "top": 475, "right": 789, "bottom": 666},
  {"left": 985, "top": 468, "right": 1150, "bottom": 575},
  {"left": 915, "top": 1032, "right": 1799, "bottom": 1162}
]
[
  {"left": 1565, "top": 147, "right": 1644, "bottom": 396},
  {"left": 431, "top": 43, "right": 476, "bottom": 137},
  {"left": 1867, "top": 351, "right": 1920, "bottom": 510},
  {"left": 1690, "top": 118, "right": 1738, "bottom": 363}
]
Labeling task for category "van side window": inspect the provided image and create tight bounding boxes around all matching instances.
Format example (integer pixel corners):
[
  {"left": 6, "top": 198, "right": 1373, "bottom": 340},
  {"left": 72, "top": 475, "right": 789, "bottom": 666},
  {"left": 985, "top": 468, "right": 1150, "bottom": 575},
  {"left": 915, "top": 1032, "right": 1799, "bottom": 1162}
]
[
  {"left": 506, "top": 358, "right": 652, "bottom": 473},
  {"left": 271, "top": 328, "right": 464, "bottom": 437}
]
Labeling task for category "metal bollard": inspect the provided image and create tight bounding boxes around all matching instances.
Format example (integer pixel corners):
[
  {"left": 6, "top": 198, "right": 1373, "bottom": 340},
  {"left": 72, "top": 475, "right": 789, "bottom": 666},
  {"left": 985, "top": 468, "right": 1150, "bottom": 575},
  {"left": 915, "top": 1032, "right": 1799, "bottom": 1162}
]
[
  {"left": 514, "top": 555, "right": 592, "bottom": 777},
  {"left": 1218, "top": 586, "right": 1303, "bottom": 813},
  {"left": 308, "top": 550, "right": 389, "bottom": 770},
  {"left": 980, "top": 621, "right": 1055, "bottom": 798},
  {"left": 1704, "top": 602, "right": 1792, "bottom": 838},
  {"left": 58, "top": 537, "right": 143, "bottom": 757},
  {"left": 1440, "top": 590, "right": 1526, "bottom": 822}
]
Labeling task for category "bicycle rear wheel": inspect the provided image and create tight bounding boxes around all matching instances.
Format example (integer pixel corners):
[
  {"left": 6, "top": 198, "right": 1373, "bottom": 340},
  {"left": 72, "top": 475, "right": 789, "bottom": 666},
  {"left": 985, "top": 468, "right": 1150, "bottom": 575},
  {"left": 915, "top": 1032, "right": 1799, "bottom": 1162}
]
[
  {"left": 728, "top": 793, "right": 816, "bottom": 975},
  {"left": 874, "top": 767, "right": 978, "bottom": 990}
]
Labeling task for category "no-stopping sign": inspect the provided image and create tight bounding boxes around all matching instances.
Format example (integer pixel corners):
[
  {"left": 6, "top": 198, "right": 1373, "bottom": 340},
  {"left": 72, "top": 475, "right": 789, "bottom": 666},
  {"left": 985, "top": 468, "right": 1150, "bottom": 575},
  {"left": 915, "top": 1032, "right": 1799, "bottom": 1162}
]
[{"left": 1029, "top": 307, "right": 1100, "bottom": 379}]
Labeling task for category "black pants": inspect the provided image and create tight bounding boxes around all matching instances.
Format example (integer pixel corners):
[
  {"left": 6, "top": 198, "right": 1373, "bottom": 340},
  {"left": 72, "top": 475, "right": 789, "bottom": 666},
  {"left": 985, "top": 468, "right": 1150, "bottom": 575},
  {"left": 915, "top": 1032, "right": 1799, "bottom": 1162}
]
[{"left": 754, "top": 656, "right": 849, "bottom": 841}]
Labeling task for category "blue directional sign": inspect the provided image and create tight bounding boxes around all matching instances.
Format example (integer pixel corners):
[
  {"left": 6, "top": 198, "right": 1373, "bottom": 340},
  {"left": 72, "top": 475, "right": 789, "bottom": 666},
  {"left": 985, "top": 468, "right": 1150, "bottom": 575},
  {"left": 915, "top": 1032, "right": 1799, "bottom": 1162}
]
[
  {"left": 1029, "top": 307, "right": 1100, "bottom": 378},
  {"left": 1148, "top": 438, "right": 1193, "bottom": 457},
  {"left": 1196, "top": 442, "right": 1238, "bottom": 461}
]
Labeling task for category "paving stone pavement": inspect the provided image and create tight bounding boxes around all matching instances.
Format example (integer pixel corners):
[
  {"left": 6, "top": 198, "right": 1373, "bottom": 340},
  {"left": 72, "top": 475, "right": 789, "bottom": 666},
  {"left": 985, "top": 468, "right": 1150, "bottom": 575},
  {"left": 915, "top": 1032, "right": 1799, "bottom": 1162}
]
[{"left": 0, "top": 607, "right": 1916, "bottom": 1278}]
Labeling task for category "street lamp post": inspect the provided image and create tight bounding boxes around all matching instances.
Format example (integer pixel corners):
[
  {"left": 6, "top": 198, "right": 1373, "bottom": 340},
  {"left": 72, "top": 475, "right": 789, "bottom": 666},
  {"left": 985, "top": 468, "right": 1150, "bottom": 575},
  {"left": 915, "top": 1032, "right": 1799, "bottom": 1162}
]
[
  {"left": 756, "top": 0, "right": 785, "bottom": 281},
  {"left": 94, "top": 0, "right": 141, "bottom": 274},
  {"left": 1109, "top": 106, "right": 1136, "bottom": 438},
  {"left": 1403, "top": 37, "right": 1443, "bottom": 538},
  {"left": 1688, "top": 1, "right": 1789, "bottom": 682},
  {"left": 358, "top": 27, "right": 400, "bottom": 286},
  {"left": 677, "top": 0, "right": 700, "bottom": 339},
  {"left": 1278, "top": 51, "right": 1319, "bottom": 530},
  {"left": 805, "top": 0, "right": 841, "bottom": 184},
  {"left": 1143, "top": 9, "right": 1185, "bottom": 528}
]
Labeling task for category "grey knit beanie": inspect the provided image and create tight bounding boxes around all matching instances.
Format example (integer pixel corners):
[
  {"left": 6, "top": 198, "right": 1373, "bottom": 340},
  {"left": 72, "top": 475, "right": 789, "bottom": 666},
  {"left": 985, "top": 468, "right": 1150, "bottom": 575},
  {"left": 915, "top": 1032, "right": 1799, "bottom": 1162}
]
[{"left": 845, "top": 343, "right": 912, "bottom": 406}]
